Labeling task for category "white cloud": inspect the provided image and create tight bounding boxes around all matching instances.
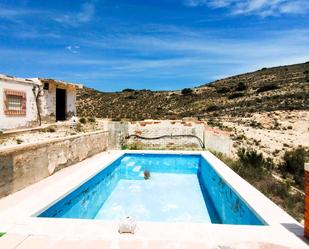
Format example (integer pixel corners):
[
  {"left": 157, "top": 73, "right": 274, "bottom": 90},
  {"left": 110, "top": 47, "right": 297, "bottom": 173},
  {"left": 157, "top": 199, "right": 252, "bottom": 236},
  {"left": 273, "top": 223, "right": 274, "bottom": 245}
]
[
  {"left": 184, "top": 0, "right": 208, "bottom": 7},
  {"left": 54, "top": 3, "right": 95, "bottom": 26},
  {"left": 66, "top": 45, "right": 80, "bottom": 53},
  {"left": 0, "top": 3, "right": 95, "bottom": 26},
  {"left": 59, "top": 28, "right": 308, "bottom": 82},
  {"left": 184, "top": 0, "right": 309, "bottom": 16},
  {"left": 0, "top": 6, "right": 47, "bottom": 21},
  {"left": 78, "top": 28, "right": 309, "bottom": 61}
]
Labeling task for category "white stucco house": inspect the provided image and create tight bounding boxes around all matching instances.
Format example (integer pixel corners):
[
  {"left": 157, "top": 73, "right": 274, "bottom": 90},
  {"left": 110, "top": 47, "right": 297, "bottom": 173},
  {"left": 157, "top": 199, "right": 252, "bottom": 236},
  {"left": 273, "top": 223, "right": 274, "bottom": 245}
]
[{"left": 0, "top": 74, "right": 82, "bottom": 130}]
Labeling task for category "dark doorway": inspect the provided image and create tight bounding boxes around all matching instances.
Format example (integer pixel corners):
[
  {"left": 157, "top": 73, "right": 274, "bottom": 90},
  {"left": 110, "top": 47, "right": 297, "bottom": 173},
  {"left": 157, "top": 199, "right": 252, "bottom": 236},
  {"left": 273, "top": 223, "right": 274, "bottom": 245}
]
[{"left": 56, "top": 88, "right": 66, "bottom": 121}]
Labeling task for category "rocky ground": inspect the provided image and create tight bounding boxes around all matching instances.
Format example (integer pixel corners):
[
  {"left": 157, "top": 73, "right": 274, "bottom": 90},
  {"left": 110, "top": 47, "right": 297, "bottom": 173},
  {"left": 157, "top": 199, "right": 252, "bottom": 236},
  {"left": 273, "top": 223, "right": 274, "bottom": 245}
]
[{"left": 217, "top": 110, "right": 309, "bottom": 163}]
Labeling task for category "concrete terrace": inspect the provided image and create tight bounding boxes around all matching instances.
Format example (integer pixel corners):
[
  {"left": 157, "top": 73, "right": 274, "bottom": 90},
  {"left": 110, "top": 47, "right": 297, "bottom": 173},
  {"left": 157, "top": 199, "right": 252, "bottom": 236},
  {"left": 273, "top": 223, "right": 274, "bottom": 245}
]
[{"left": 0, "top": 150, "right": 307, "bottom": 249}]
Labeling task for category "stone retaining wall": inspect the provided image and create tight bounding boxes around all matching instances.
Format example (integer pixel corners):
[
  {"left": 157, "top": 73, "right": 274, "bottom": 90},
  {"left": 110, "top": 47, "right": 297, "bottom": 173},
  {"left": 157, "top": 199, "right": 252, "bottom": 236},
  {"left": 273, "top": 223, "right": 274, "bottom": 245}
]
[
  {"left": 0, "top": 130, "right": 109, "bottom": 198},
  {"left": 204, "top": 126, "right": 233, "bottom": 155},
  {"left": 123, "top": 120, "right": 233, "bottom": 153},
  {"left": 127, "top": 120, "right": 204, "bottom": 150}
]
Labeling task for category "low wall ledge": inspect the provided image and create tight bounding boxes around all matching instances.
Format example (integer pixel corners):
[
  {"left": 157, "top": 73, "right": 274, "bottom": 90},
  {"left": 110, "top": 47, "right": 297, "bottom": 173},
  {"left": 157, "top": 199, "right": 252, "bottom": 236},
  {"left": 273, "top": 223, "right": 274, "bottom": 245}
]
[{"left": 0, "top": 130, "right": 109, "bottom": 155}]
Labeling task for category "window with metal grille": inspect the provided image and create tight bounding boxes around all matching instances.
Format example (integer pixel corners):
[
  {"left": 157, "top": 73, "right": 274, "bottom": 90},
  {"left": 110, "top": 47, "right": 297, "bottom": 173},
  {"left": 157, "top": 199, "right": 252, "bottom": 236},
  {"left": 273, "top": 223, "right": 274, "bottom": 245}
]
[
  {"left": 4, "top": 89, "right": 26, "bottom": 116},
  {"left": 7, "top": 95, "right": 23, "bottom": 111}
]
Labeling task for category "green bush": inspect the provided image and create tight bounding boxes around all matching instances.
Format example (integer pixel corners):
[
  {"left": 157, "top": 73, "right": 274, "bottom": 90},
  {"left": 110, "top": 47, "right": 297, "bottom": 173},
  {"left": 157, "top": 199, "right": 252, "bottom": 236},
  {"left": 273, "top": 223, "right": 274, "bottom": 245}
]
[
  {"left": 127, "top": 143, "right": 139, "bottom": 150},
  {"left": 257, "top": 84, "right": 279, "bottom": 93},
  {"left": 88, "top": 117, "right": 96, "bottom": 123},
  {"left": 111, "top": 117, "right": 121, "bottom": 121},
  {"left": 205, "top": 105, "right": 220, "bottom": 112},
  {"left": 228, "top": 92, "right": 244, "bottom": 99},
  {"left": 249, "top": 120, "right": 263, "bottom": 129},
  {"left": 230, "top": 148, "right": 274, "bottom": 181},
  {"left": 181, "top": 88, "right": 193, "bottom": 95},
  {"left": 16, "top": 138, "right": 23, "bottom": 144},
  {"left": 235, "top": 82, "right": 247, "bottom": 91},
  {"left": 207, "top": 118, "right": 221, "bottom": 127},
  {"left": 79, "top": 117, "right": 87, "bottom": 124},
  {"left": 44, "top": 126, "right": 56, "bottom": 132},
  {"left": 216, "top": 87, "right": 230, "bottom": 94},
  {"left": 237, "top": 148, "right": 264, "bottom": 167},
  {"left": 125, "top": 95, "right": 138, "bottom": 100},
  {"left": 280, "top": 147, "right": 307, "bottom": 188},
  {"left": 257, "top": 175, "right": 289, "bottom": 199},
  {"left": 122, "top": 88, "right": 135, "bottom": 92},
  {"left": 256, "top": 174, "right": 304, "bottom": 221},
  {"left": 75, "top": 123, "right": 83, "bottom": 132}
]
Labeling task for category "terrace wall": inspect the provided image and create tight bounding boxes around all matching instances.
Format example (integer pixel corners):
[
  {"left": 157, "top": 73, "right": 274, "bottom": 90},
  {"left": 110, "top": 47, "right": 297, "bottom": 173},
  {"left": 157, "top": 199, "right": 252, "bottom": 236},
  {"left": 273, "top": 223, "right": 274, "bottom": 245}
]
[
  {"left": 123, "top": 120, "right": 233, "bottom": 154},
  {"left": 0, "top": 130, "right": 111, "bottom": 198}
]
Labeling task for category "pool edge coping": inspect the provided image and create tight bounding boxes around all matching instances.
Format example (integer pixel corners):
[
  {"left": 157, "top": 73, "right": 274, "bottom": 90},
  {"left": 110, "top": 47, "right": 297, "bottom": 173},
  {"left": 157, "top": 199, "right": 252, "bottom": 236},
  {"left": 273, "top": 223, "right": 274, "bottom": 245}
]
[{"left": 0, "top": 149, "right": 305, "bottom": 247}]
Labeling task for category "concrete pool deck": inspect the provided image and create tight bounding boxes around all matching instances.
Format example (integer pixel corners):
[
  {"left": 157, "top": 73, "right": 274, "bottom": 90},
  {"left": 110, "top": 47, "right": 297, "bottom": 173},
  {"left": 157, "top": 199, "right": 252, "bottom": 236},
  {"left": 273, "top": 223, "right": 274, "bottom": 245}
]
[{"left": 0, "top": 150, "right": 308, "bottom": 248}]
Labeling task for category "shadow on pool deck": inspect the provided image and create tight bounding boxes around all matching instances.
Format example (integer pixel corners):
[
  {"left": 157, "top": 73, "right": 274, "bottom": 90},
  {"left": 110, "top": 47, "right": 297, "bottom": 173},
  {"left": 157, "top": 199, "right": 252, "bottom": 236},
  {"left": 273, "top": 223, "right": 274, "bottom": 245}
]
[{"left": 281, "top": 222, "right": 309, "bottom": 246}]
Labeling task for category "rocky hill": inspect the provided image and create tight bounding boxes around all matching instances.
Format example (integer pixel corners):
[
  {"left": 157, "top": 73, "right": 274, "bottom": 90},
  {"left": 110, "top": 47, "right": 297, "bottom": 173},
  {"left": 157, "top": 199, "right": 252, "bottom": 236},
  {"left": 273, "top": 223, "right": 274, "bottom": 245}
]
[{"left": 76, "top": 62, "right": 309, "bottom": 120}]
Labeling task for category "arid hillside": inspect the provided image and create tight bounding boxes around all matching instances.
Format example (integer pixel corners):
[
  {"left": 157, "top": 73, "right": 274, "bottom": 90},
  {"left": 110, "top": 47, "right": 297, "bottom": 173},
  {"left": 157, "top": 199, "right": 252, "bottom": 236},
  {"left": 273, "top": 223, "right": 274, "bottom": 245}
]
[{"left": 77, "top": 62, "right": 309, "bottom": 120}]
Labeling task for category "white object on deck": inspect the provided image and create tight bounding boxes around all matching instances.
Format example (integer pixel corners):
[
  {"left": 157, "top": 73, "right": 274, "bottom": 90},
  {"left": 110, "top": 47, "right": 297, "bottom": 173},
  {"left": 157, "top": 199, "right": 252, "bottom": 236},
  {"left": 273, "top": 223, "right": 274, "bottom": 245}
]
[
  {"left": 70, "top": 116, "right": 78, "bottom": 127},
  {"left": 118, "top": 216, "right": 137, "bottom": 234}
]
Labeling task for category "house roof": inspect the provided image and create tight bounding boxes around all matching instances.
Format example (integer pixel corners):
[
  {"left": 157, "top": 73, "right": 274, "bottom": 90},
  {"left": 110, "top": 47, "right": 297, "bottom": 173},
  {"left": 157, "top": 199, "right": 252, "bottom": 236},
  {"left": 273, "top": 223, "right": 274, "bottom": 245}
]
[
  {"left": 0, "top": 74, "right": 41, "bottom": 86},
  {"left": 39, "top": 78, "right": 83, "bottom": 89},
  {"left": 0, "top": 74, "right": 83, "bottom": 89}
]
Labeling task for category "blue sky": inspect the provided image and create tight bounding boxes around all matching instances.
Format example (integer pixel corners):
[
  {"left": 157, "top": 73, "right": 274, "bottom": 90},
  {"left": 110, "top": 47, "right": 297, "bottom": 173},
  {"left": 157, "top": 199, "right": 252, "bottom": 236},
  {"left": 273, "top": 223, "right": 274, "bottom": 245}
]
[{"left": 0, "top": 0, "right": 308, "bottom": 91}]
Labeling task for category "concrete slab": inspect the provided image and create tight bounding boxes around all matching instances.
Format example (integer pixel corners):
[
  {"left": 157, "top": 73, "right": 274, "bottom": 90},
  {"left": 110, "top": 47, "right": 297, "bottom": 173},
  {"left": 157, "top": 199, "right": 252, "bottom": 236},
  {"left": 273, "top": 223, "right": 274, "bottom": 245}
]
[{"left": 0, "top": 234, "right": 28, "bottom": 249}]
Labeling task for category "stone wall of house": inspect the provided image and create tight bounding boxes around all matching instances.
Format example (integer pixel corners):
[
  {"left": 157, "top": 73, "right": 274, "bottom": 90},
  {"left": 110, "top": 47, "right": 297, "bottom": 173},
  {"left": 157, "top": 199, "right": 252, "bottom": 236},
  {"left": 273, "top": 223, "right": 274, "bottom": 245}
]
[
  {"left": 66, "top": 87, "right": 77, "bottom": 118},
  {"left": 0, "top": 130, "right": 110, "bottom": 198},
  {"left": 0, "top": 79, "right": 39, "bottom": 130},
  {"left": 39, "top": 82, "right": 56, "bottom": 118},
  {"left": 39, "top": 83, "right": 77, "bottom": 120}
]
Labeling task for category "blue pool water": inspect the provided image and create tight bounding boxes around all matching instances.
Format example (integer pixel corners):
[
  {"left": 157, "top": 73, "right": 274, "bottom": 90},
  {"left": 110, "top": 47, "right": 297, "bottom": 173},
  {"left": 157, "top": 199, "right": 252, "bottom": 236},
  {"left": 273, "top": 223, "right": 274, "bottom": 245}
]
[
  {"left": 95, "top": 173, "right": 211, "bottom": 222},
  {"left": 38, "top": 154, "right": 265, "bottom": 225}
]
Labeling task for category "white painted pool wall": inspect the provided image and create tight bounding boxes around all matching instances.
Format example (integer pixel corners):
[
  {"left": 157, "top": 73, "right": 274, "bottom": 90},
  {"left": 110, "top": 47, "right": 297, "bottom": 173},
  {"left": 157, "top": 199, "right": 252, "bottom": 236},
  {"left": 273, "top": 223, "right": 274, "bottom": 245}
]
[{"left": 0, "top": 79, "right": 38, "bottom": 130}]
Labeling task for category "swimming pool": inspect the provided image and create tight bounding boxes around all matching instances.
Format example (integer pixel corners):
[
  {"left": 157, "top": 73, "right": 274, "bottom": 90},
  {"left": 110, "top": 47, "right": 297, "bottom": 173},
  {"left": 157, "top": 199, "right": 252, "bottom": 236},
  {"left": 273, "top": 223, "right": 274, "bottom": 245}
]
[{"left": 38, "top": 153, "right": 265, "bottom": 225}]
